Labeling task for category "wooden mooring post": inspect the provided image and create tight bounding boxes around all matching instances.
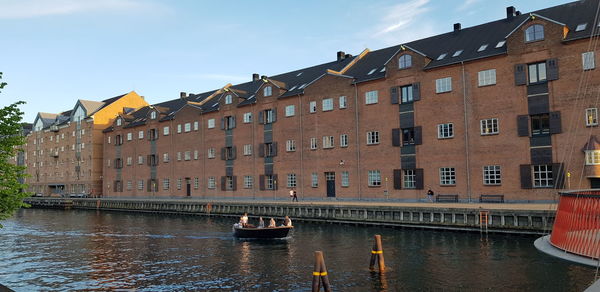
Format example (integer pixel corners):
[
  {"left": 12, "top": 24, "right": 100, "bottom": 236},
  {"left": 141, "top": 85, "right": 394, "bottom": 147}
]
[
  {"left": 369, "top": 234, "right": 385, "bottom": 272},
  {"left": 311, "top": 251, "right": 331, "bottom": 292}
]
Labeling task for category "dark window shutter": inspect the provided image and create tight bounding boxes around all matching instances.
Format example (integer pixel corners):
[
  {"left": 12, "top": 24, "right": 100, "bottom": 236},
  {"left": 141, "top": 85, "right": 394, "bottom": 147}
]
[
  {"left": 415, "top": 168, "right": 424, "bottom": 189},
  {"left": 272, "top": 108, "right": 277, "bottom": 122},
  {"left": 231, "top": 116, "right": 236, "bottom": 129},
  {"left": 155, "top": 129, "right": 158, "bottom": 140},
  {"left": 221, "top": 148, "right": 226, "bottom": 160},
  {"left": 232, "top": 176, "right": 237, "bottom": 191},
  {"left": 552, "top": 163, "right": 565, "bottom": 189},
  {"left": 221, "top": 176, "right": 226, "bottom": 191},
  {"left": 414, "top": 126, "right": 422, "bottom": 145},
  {"left": 549, "top": 111, "right": 561, "bottom": 134},
  {"left": 147, "top": 130, "right": 151, "bottom": 141},
  {"left": 515, "top": 64, "right": 526, "bottom": 85},
  {"left": 272, "top": 142, "right": 278, "bottom": 156},
  {"left": 231, "top": 146, "right": 237, "bottom": 160},
  {"left": 273, "top": 174, "right": 278, "bottom": 190},
  {"left": 259, "top": 175, "right": 265, "bottom": 190},
  {"left": 531, "top": 148, "right": 553, "bottom": 165},
  {"left": 547, "top": 58, "right": 559, "bottom": 81},
  {"left": 520, "top": 164, "right": 532, "bottom": 189},
  {"left": 147, "top": 155, "right": 151, "bottom": 166},
  {"left": 390, "top": 87, "right": 399, "bottom": 104},
  {"left": 393, "top": 169, "right": 402, "bottom": 189},
  {"left": 258, "top": 143, "right": 265, "bottom": 157},
  {"left": 113, "top": 181, "right": 117, "bottom": 192},
  {"left": 517, "top": 115, "right": 530, "bottom": 137},
  {"left": 258, "top": 111, "right": 264, "bottom": 124},
  {"left": 220, "top": 118, "right": 225, "bottom": 130},
  {"left": 392, "top": 128, "right": 400, "bottom": 147},
  {"left": 147, "top": 179, "right": 151, "bottom": 192},
  {"left": 413, "top": 82, "right": 421, "bottom": 101}
]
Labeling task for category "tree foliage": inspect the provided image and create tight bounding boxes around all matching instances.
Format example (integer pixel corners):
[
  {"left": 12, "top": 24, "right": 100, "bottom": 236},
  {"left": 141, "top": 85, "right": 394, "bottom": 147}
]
[{"left": 0, "top": 72, "right": 29, "bottom": 227}]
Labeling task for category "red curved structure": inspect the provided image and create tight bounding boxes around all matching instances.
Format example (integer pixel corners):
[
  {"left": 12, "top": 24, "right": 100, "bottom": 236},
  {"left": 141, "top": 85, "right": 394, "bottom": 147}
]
[{"left": 550, "top": 190, "right": 600, "bottom": 259}]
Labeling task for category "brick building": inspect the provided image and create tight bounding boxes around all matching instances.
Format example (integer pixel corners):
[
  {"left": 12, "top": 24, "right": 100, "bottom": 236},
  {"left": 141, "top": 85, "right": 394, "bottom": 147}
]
[
  {"left": 103, "top": 1, "right": 600, "bottom": 202},
  {"left": 26, "top": 91, "right": 148, "bottom": 196}
]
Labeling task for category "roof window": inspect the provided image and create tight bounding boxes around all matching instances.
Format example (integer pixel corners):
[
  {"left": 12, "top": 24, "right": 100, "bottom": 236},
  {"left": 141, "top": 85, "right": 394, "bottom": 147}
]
[
  {"left": 576, "top": 23, "right": 587, "bottom": 32},
  {"left": 452, "top": 50, "right": 463, "bottom": 57},
  {"left": 477, "top": 44, "right": 488, "bottom": 52},
  {"left": 299, "top": 83, "right": 308, "bottom": 89},
  {"left": 367, "top": 68, "right": 377, "bottom": 75},
  {"left": 495, "top": 40, "right": 506, "bottom": 48},
  {"left": 289, "top": 85, "right": 297, "bottom": 91},
  {"left": 296, "top": 72, "right": 303, "bottom": 77},
  {"left": 437, "top": 53, "right": 447, "bottom": 60},
  {"left": 380, "top": 67, "right": 386, "bottom": 72}
]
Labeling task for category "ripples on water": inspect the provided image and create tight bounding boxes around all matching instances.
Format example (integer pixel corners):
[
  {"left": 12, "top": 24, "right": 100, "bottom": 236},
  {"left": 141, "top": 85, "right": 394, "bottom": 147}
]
[{"left": 0, "top": 209, "right": 595, "bottom": 291}]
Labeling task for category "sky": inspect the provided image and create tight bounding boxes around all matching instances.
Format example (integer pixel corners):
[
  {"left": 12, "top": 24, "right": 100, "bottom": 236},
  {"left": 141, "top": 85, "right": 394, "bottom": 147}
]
[{"left": 1, "top": 0, "right": 575, "bottom": 122}]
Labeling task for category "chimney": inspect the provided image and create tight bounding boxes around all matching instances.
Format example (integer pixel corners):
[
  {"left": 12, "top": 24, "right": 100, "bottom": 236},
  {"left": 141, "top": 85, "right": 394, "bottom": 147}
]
[
  {"left": 260, "top": 75, "right": 267, "bottom": 81},
  {"left": 180, "top": 92, "right": 187, "bottom": 99},
  {"left": 337, "top": 51, "right": 345, "bottom": 61},
  {"left": 344, "top": 53, "right": 352, "bottom": 59},
  {"left": 453, "top": 23, "right": 461, "bottom": 32},
  {"left": 506, "top": 6, "right": 516, "bottom": 19},
  {"left": 252, "top": 73, "right": 260, "bottom": 81}
]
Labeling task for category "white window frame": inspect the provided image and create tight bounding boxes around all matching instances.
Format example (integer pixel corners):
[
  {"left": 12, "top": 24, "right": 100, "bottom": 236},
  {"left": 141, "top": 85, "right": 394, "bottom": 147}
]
[
  {"left": 585, "top": 150, "right": 600, "bottom": 165},
  {"left": 367, "top": 131, "right": 379, "bottom": 145},
  {"left": 435, "top": 77, "right": 452, "bottom": 93},
  {"left": 163, "top": 178, "right": 170, "bottom": 190},
  {"left": 310, "top": 138, "right": 317, "bottom": 150},
  {"left": 437, "top": 123, "right": 454, "bottom": 139},
  {"left": 193, "top": 121, "right": 199, "bottom": 131},
  {"left": 244, "top": 176, "right": 253, "bottom": 189},
  {"left": 478, "top": 69, "right": 497, "bottom": 87},
  {"left": 286, "top": 140, "right": 296, "bottom": 152},
  {"left": 138, "top": 130, "right": 144, "bottom": 139},
  {"left": 194, "top": 177, "right": 199, "bottom": 189},
  {"left": 150, "top": 111, "right": 157, "bottom": 119},
  {"left": 322, "top": 98, "right": 333, "bottom": 111},
  {"left": 287, "top": 173, "right": 297, "bottom": 188},
  {"left": 399, "top": 54, "right": 412, "bottom": 69},
  {"left": 583, "top": 52, "right": 596, "bottom": 70},
  {"left": 525, "top": 24, "right": 544, "bottom": 42},
  {"left": 243, "top": 144, "right": 252, "bottom": 156},
  {"left": 480, "top": 118, "right": 499, "bottom": 135},
  {"left": 208, "top": 148, "right": 216, "bottom": 159},
  {"left": 309, "top": 101, "right": 317, "bottom": 113},
  {"left": 138, "top": 155, "right": 143, "bottom": 165},
  {"left": 340, "top": 134, "right": 348, "bottom": 147},
  {"left": 184, "top": 151, "right": 191, "bottom": 161},
  {"left": 365, "top": 90, "right": 378, "bottom": 105},
  {"left": 586, "top": 108, "right": 598, "bottom": 126},
  {"left": 184, "top": 123, "right": 191, "bottom": 132},
  {"left": 243, "top": 112, "right": 252, "bottom": 123},
  {"left": 194, "top": 150, "right": 198, "bottom": 160},
  {"left": 439, "top": 167, "right": 456, "bottom": 185},
  {"left": 207, "top": 119, "right": 215, "bottom": 129},
  {"left": 483, "top": 165, "right": 501, "bottom": 185},
  {"left": 341, "top": 171, "right": 349, "bottom": 187},
  {"left": 127, "top": 132, "right": 132, "bottom": 141},
  {"left": 208, "top": 177, "right": 216, "bottom": 189},
  {"left": 265, "top": 175, "right": 275, "bottom": 190},
  {"left": 177, "top": 124, "right": 182, "bottom": 133},
  {"left": 403, "top": 169, "right": 416, "bottom": 189},
  {"left": 322, "top": 136, "right": 334, "bottom": 149},
  {"left": 138, "top": 180, "right": 144, "bottom": 190},
  {"left": 311, "top": 173, "right": 318, "bottom": 187},
  {"left": 533, "top": 165, "right": 553, "bottom": 188},
  {"left": 225, "top": 94, "right": 233, "bottom": 104},
  {"left": 285, "top": 105, "right": 295, "bottom": 117},
  {"left": 163, "top": 126, "right": 170, "bottom": 136},
  {"left": 264, "top": 86, "right": 272, "bottom": 97},
  {"left": 339, "top": 96, "right": 347, "bottom": 109},
  {"left": 163, "top": 153, "right": 169, "bottom": 162},
  {"left": 368, "top": 170, "right": 381, "bottom": 186}
]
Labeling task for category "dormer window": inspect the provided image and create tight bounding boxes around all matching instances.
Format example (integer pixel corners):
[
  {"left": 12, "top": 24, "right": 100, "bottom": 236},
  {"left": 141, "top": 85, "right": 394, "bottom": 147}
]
[
  {"left": 399, "top": 55, "right": 412, "bottom": 69},
  {"left": 225, "top": 94, "right": 233, "bottom": 104},
  {"left": 585, "top": 150, "right": 600, "bottom": 165},
  {"left": 477, "top": 44, "right": 488, "bottom": 52},
  {"left": 264, "top": 86, "right": 272, "bottom": 97},
  {"left": 116, "top": 118, "right": 122, "bottom": 126},
  {"left": 525, "top": 24, "right": 544, "bottom": 42},
  {"left": 150, "top": 111, "right": 157, "bottom": 119}
]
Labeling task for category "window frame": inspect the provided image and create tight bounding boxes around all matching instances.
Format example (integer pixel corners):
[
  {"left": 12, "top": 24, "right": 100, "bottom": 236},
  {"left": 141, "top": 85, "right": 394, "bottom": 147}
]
[
  {"left": 533, "top": 165, "right": 553, "bottom": 188},
  {"left": 435, "top": 77, "right": 452, "bottom": 93},
  {"left": 286, "top": 140, "right": 296, "bottom": 152},
  {"left": 368, "top": 170, "right": 381, "bottom": 187},
  {"left": 285, "top": 105, "right": 295, "bottom": 117},
  {"left": 528, "top": 62, "right": 547, "bottom": 84},
  {"left": 480, "top": 118, "right": 499, "bottom": 135},
  {"left": 322, "top": 98, "right": 334, "bottom": 111},
  {"left": 367, "top": 131, "right": 379, "bottom": 145},
  {"left": 437, "top": 123, "right": 454, "bottom": 139},
  {"left": 340, "top": 134, "right": 349, "bottom": 148},
  {"left": 339, "top": 96, "right": 347, "bottom": 109},
  {"left": 478, "top": 69, "right": 497, "bottom": 87},
  {"left": 586, "top": 108, "right": 598, "bottom": 126},
  {"left": 583, "top": 52, "right": 596, "bottom": 71},
  {"left": 403, "top": 169, "right": 416, "bottom": 189},
  {"left": 287, "top": 173, "right": 297, "bottom": 188},
  {"left": 439, "top": 167, "right": 456, "bottom": 185},
  {"left": 365, "top": 90, "right": 379, "bottom": 105},
  {"left": 525, "top": 24, "right": 544, "bottom": 42},
  {"left": 399, "top": 54, "right": 412, "bottom": 69},
  {"left": 483, "top": 165, "right": 501, "bottom": 185}
]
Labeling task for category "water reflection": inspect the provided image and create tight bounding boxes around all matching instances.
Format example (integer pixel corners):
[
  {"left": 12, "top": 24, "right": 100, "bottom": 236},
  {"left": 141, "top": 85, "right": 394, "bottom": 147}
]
[{"left": 0, "top": 209, "right": 596, "bottom": 291}]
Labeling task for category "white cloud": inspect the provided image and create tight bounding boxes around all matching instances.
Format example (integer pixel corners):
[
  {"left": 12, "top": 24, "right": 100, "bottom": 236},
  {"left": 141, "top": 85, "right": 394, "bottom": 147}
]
[
  {"left": 0, "top": 0, "right": 164, "bottom": 19},
  {"left": 457, "top": 0, "right": 481, "bottom": 12}
]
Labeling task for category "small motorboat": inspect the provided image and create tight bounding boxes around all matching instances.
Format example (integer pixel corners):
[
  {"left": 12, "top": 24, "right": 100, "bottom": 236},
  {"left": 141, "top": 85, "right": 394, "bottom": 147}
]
[{"left": 232, "top": 224, "right": 293, "bottom": 239}]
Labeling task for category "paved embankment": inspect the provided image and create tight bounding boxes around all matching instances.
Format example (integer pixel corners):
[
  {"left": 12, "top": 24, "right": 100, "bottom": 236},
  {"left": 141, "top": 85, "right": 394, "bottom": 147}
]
[{"left": 23, "top": 197, "right": 558, "bottom": 234}]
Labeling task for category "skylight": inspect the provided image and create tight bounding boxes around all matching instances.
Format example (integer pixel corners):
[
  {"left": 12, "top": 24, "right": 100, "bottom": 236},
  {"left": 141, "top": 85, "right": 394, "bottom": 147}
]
[
  {"left": 367, "top": 68, "right": 377, "bottom": 75},
  {"left": 212, "top": 103, "right": 218, "bottom": 107},
  {"left": 437, "top": 53, "right": 447, "bottom": 60},
  {"left": 296, "top": 72, "right": 303, "bottom": 77},
  {"left": 299, "top": 83, "right": 308, "bottom": 89},
  {"left": 452, "top": 50, "right": 463, "bottom": 57},
  {"left": 576, "top": 23, "right": 587, "bottom": 31},
  {"left": 477, "top": 44, "right": 488, "bottom": 52},
  {"left": 495, "top": 40, "right": 506, "bottom": 48},
  {"left": 380, "top": 67, "right": 386, "bottom": 72},
  {"left": 289, "top": 85, "right": 297, "bottom": 91}
]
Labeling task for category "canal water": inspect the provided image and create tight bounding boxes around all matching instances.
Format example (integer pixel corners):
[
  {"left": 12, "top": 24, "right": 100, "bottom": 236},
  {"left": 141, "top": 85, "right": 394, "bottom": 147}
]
[{"left": 0, "top": 209, "right": 595, "bottom": 291}]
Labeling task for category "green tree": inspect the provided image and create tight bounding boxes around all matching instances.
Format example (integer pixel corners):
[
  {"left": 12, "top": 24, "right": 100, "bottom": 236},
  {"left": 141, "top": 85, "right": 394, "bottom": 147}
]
[{"left": 0, "top": 72, "right": 29, "bottom": 227}]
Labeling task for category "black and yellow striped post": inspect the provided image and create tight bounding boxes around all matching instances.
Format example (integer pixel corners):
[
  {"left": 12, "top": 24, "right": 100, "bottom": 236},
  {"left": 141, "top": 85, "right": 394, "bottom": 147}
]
[
  {"left": 369, "top": 234, "right": 385, "bottom": 272},
  {"left": 311, "top": 251, "right": 331, "bottom": 292}
]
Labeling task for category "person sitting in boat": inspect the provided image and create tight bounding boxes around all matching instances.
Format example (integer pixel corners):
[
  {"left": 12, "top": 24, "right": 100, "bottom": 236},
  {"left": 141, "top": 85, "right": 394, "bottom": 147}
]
[
  {"left": 283, "top": 216, "right": 293, "bottom": 227},
  {"left": 258, "top": 217, "right": 265, "bottom": 228},
  {"left": 241, "top": 213, "right": 249, "bottom": 227},
  {"left": 268, "top": 217, "right": 276, "bottom": 228}
]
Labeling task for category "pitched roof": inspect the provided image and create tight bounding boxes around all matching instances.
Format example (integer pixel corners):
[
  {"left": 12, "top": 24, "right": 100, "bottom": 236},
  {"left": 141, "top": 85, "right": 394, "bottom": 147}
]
[
  {"left": 583, "top": 135, "right": 600, "bottom": 151},
  {"left": 78, "top": 99, "right": 104, "bottom": 115}
]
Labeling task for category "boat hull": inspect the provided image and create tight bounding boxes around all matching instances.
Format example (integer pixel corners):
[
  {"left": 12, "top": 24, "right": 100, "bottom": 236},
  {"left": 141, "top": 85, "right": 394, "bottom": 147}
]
[{"left": 233, "top": 226, "right": 293, "bottom": 238}]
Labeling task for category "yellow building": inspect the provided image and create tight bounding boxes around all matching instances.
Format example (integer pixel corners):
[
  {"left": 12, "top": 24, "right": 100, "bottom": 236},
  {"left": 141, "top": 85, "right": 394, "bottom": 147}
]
[{"left": 26, "top": 91, "right": 148, "bottom": 197}]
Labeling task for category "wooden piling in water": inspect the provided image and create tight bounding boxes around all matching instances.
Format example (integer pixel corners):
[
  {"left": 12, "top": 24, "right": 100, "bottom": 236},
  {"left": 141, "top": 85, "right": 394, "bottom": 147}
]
[
  {"left": 311, "top": 251, "right": 331, "bottom": 292},
  {"left": 369, "top": 234, "right": 385, "bottom": 272}
]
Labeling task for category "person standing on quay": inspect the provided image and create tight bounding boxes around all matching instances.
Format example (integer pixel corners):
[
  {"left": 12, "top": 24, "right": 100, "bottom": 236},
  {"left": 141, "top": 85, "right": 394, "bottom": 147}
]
[
  {"left": 292, "top": 189, "right": 298, "bottom": 202},
  {"left": 427, "top": 189, "right": 434, "bottom": 203}
]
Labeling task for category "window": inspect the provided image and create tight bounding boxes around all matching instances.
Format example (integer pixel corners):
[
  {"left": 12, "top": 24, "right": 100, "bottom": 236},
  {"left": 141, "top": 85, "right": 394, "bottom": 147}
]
[
  {"left": 243, "top": 112, "right": 252, "bottom": 123},
  {"left": 339, "top": 96, "right": 347, "bottom": 109},
  {"left": 177, "top": 178, "right": 182, "bottom": 190},
  {"left": 368, "top": 170, "right": 381, "bottom": 186},
  {"left": 285, "top": 105, "right": 295, "bottom": 117},
  {"left": 208, "top": 177, "right": 216, "bottom": 189},
  {"left": 225, "top": 176, "right": 234, "bottom": 190},
  {"left": 367, "top": 131, "right": 379, "bottom": 145},
  {"left": 309, "top": 101, "right": 317, "bottom": 113},
  {"left": 194, "top": 121, "right": 198, "bottom": 131},
  {"left": 138, "top": 131, "right": 144, "bottom": 139},
  {"left": 340, "top": 134, "right": 348, "bottom": 147},
  {"left": 286, "top": 140, "right": 296, "bottom": 152},
  {"left": 264, "top": 86, "right": 272, "bottom": 97},
  {"left": 163, "top": 153, "right": 169, "bottom": 162},
  {"left": 244, "top": 176, "right": 253, "bottom": 189},
  {"left": 477, "top": 44, "right": 488, "bottom": 52},
  {"left": 207, "top": 119, "right": 215, "bottom": 129},
  {"left": 194, "top": 177, "right": 199, "bottom": 189},
  {"left": 265, "top": 109, "right": 274, "bottom": 124},
  {"left": 224, "top": 147, "right": 235, "bottom": 160},
  {"left": 265, "top": 175, "right": 275, "bottom": 190},
  {"left": 533, "top": 165, "right": 553, "bottom": 188},
  {"left": 478, "top": 69, "right": 496, "bottom": 86},
  {"left": 525, "top": 24, "right": 544, "bottom": 42},
  {"left": 311, "top": 173, "right": 318, "bottom": 187},
  {"left": 163, "top": 178, "right": 170, "bottom": 190},
  {"left": 495, "top": 40, "right": 506, "bottom": 48},
  {"left": 437, "top": 123, "right": 453, "bottom": 139},
  {"left": 138, "top": 155, "right": 143, "bottom": 164},
  {"left": 528, "top": 62, "right": 547, "bottom": 84},
  {"left": 208, "top": 148, "right": 216, "bottom": 159},
  {"left": 341, "top": 171, "right": 349, "bottom": 187},
  {"left": 138, "top": 180, "right": 144, "bottom": 190},
  {"left": 403, "top": 170, "right": 416, "bottom": 189},
  {"left": 399, "top": 54, "right": 412, "bottom": 69},
  {"left": 177, "top": 124, "right": 182, "bottom": 133},
  {"left": 583, "top": 52, "right": 595, "bottom": 70},
  {"left": 365, "top": 91, "right": 378, "bottom": 104},
  {"left": 163, "top": 126, "right": 169, "bottom": 136},
  {"left": 452, "top": 50, "right": 463, "bottom": 57},
  {"left": 322, "top": 136, "right": 334, "bottom": 148},
  {"left": 184, "top": 123, "right": 191, "bottom": 132},
  {"left": 531, "top": 114, "right": 550, "bottom": 136},
  {"left": 224, "top": 116, "right": 235, "bottom": 130},
  {"left": 194, "top": 150, "right": 198, "bottom": 160},
  {"left": 127, "top": 133, "right": 132, "bottom": 141},
  {"left": 287, "top": 173, "right": 297, "bottom": 188},
  {"left": 126, "top": 181, "right": 132, "bottom": 191},
  {"left": 126, "top": 157, "right": 132, "bottom": 166},
  {"left": 150, "top": 111, "right": 157, "bottom": 119},
  {"left": 116, "top": 118, "right": 122, "bottom": 126},
  {"left": 576, "top": 23, "right": 588, "bottom": 32},
  {"left": 322, "top": 98, "right": 333, "bottom": 111},
  {"left": 437, "top": 53, "right": 447, "bottom": 60},
  {"left": 435, "top": 77, "right": 452, "bottom": 93},
  {"left": 586, "top": 108, "right": 598, "bottom": 126},
  {"left": 368, "top": 68, "right": 377, "bottom": 75},
  {"left": 401, "top": 85, "right": 413, "bottom": 103},
  {"left": 483, "top": 165, "right": 501, "bottom": 185},
  {"left": 225, "top": 94, "right": 232, "bottom": 104},
  {"left": 184, "top": 151, "right": 191, "bottom": 161},
  {"left": 264, "top": 143, "right": 275, "bottom": 157},
  {"left": 439, "top": 167, "right": 456, "bottom": 185},
  {"left": 175, "top": 152, "right": 181, "bottom": 161},
  {"left": 310, "top": 138, "right": 317, "bottom": 150},
  {"left": 585, "top": 150, "right": 600, "bottom": 165},
  {"left": 480, "top": 118, "right": 499, "bottom": 135},
  {"left": 243, "top": 144, "right": 252, "bottom": 156}
]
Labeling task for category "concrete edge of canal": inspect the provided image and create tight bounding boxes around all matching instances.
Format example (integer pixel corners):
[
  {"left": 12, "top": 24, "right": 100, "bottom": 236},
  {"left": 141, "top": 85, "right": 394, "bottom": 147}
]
[{"left": 23, "top": 197, "right": 556, "bottom": 235}]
